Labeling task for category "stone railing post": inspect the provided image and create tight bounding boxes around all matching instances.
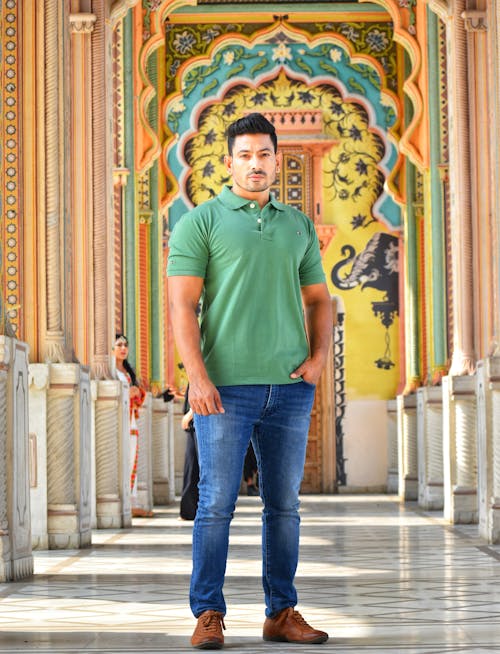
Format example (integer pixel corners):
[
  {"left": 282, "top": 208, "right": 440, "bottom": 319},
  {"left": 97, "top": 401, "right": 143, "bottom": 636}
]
[
  {"left": 442, "top": 375, "right": 478, "bottom": 523},
  {"left": 46, "top": 364, "right": 92, "bottom": 548},
  {"left": 152, "top": 397, "right": 173, "bottom": 505},
  {"left": 28, "top": 364, "right": 50, "bottom": 549},
  {"left": 397, "top": 393, "right": 418, "bottom": 501},
  {"left": 386, "top": 399, "right": 398, "bottom": 493},
  {"left": 417, "top": 387, "right": 444, "bottom": 510},
  {"left": 135, "top": 393, "right": 154, "bottom": 513},
  {"left": 477, "top": 357, "right": 500, "bottom": 543},
  {"left": 95, "top": 380, "right": 131, "bottom": 528},
  {"left": 0, "top": 337, "right": 33, "bottom": 581}
]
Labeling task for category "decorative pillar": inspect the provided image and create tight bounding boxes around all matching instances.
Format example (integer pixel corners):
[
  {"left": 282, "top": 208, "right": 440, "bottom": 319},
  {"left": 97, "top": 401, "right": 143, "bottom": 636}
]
[
  {"left": 447, "top": 1, "right": 475, "bottom": 374},
  {"left": 94, "top": 380, "right": 131, "bottom": 528},
  {"left": 135, "top": 393, "right": 154, "bottom": 513},
  {"left": 69, "top": 12, "right": 96, "bottom": 364},
  {"left": 90, "top": 0, "right": 115, "bottom": 378},
  {"left": 403, "top": 162, "right": 422, "bottom": 392},
  {"left": 477, "top": 357, "right": 500, "bottom": 543},
  {"left": 417, "top": 387, "right": 444, "bottom": 510},
  {"left": 152, "top": 396, "right": 172, "bottom": 504},
  {"left": 442, "top": 374, "right": 478, "bottom": 524},
  {"left": 0, "top": 337, "right": 33, "bottom": 581},
  {"left": 386, "top": 399, "right": 398, "bottom": 493},
  {"left": 397, "top": 393, "right": 418, "bottom": 501},
  {"left": 462, "top": 7, "right": 495, "bottom": 360},
  {"left": 486, "top": 2, "right": 500, "bottom": 354},
  {"left": 426, "top": 9, "right": 449, "bottom": 382},
  {"left": 28, "top": 364, "right": 50, "bottom": 550},
  {"left": 41, "top": 1, "right": 71, "bottom": 363},
  {"left": 46, "top": 364, "right": 92, "bottom": 548}
]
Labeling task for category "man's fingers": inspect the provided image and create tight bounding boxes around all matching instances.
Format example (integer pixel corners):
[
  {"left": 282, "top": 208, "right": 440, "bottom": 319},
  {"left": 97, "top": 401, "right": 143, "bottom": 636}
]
[
  {"left": 214, "top": 391, "right": 225, "bottom": 414},
  {"left": 190, "top": 392, "right": 225, "bottom": 415},
  {"left": 290, "top": 365, "right": 305, "bottom": 379}
]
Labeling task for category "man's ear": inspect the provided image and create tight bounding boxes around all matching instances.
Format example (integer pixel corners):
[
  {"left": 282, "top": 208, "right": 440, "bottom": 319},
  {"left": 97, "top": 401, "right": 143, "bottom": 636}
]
[
  {"left": 276, "top": 151, "right": 282, "bottom": 172},
  {"left": 224, "top": 154, "right": 232, "bottom": 173}
]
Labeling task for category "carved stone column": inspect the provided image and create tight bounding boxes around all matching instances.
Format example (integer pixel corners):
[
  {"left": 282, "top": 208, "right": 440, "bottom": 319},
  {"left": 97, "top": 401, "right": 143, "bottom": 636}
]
[
  {"left": 477, "top": 357, "right": 500, "bottom": 543},
  {"left": 386, "top": 399, "right": 398, "bottom": 493},
  {"left": 0, "top": 337, "right": 33, "bottom": 581},
  {"left": 69, "top": 12, "right": 96, "bottom": 364},
  {"left": 28, "top": 364, "right": 50, "bottom": 550},
  {"left": 152, "top": 397, "right": 171, "bottom": 504},
  {"left": 90, "top": 0, "right": 116, "bottom": 378},
  {"left": 41, "top": 1, "right": 71, "bottom": 363},
  {"left": 46, "top": 364, "right": 92, "bottom": 549},
  {"left": 417, "top": 387, "right": 444, "bottom": 510},
  {"left": 397, "top": 393, "right": 418, "bottom": 501},
  {"left": 442, "top": 375, "right": 478, "bottom": 523},
  {"left": 135, "top": 393, "right": 153, "bottom": 513},
  {"left": 447, "top": 1, "right": 476, "bottom": 374},
  {"left": 94, "top": 380, "right": 131, "bottom": 528}
]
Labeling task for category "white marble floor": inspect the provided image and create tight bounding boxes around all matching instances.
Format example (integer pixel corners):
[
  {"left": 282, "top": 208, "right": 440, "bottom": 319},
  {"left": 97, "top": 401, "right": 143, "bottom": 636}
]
[{"left": 1, "top": 495, "right": 500, "bottom": 653}]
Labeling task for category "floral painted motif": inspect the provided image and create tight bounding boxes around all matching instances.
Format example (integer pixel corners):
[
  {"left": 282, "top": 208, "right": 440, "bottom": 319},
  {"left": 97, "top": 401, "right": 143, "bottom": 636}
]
[
  {"left": 330, "top": 48, "right": 343, "bottom": 63},
  {"left": 173, "top": 30, "right": 197, "bottom": 55},
  {"left": 165, "top": 21, "right": 398, "bottom": 94},
  {"left": 366, "top": 29, "right": 390, "bottom": 53},
  {"left": 272, "top": 43, "right": 292, "bottom": 63}
]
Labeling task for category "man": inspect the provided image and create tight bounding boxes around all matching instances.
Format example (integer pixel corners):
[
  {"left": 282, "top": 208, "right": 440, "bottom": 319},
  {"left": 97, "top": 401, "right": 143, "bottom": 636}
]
[{"left": 167, "top": 113, "right": 332, "bottom": 649}]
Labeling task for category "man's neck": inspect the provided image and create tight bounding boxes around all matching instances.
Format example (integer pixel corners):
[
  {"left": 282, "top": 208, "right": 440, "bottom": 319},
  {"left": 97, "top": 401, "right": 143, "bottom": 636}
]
[{"left": 230, "top": 186, "right": 270, "bottom": 209}]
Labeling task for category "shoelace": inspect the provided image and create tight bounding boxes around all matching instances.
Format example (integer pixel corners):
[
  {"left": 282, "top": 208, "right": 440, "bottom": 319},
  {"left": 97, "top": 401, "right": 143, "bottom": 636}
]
[
  {"left": 201, "top": 612, "right": 226, "bottom": 633},
  {"left": 292, "top": 610, "right": 312, "bottom": 628}
]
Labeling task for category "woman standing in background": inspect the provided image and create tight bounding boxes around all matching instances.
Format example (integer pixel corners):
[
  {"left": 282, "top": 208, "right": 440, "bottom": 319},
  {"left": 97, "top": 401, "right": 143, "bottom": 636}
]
[{"left": 112, "top": 333, "right": 151, "bottom": 517}]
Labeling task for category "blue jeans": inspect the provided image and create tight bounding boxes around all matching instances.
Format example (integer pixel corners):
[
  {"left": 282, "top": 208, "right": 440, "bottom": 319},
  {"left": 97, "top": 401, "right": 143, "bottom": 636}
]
[{"left": 191, "top": 382, "right": 316, "bottom": 618}]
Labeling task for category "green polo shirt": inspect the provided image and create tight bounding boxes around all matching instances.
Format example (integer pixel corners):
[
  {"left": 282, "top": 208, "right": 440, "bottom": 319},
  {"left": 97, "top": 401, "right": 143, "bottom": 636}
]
[{"left": 167, "top": 185, "right": 326, "bottom": 386}]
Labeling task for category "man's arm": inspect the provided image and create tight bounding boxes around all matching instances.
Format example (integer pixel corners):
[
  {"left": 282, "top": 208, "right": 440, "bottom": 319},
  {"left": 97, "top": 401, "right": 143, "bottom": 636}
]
[
  {"left": 168, "top": 275, "right": 224, "bottom": 415},
  {"left": 290, "top": 282, "right": 333, "bottom": 385}
]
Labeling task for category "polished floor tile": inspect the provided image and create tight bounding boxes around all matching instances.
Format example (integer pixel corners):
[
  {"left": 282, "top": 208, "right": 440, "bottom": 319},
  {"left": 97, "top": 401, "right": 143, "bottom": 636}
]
[{"left": 0, "top": 495, "right": 499, "bottom": 652}]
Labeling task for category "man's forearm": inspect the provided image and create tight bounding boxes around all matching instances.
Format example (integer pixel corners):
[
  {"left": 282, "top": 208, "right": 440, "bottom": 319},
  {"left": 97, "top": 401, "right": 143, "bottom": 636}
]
[
  {"left": 306, "top": 298, "right": 333, "bottom": 365},
  {"left": 170, "top": 305, "right": 209, "bottom": 382}
]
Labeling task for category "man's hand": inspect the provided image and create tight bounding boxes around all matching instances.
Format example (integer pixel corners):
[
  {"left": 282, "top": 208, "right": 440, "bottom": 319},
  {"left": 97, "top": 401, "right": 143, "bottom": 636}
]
[
  {"left": 181, "top": 408, "right": 194, "bottom": 430},
  {"left": 290, "top": 355, "right": 325, "bottom": 386},
  {"left": 187, "top": 377, "right": 225, "bottom": 416},
  {"left": 168, "top": 275, "right": 225, "bottom": 416},
  {"left": 292, "top": 283, "right": 332, "bottom": 386}
]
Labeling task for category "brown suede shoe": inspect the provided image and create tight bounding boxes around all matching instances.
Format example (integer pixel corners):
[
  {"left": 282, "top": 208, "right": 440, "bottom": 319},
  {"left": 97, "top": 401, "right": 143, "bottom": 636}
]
[
  {"left": 263, "top": 607, "right": 328, "bottom": 644},
  {"left": 191, "top": 610, "right": 225, "bottom": 650}
]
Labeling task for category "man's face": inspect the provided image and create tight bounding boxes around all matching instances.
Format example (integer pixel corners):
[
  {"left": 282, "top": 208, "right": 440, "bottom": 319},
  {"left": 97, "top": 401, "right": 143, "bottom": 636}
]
[{"left": 224, "top": 133, "right": 281, "bottom": 199}]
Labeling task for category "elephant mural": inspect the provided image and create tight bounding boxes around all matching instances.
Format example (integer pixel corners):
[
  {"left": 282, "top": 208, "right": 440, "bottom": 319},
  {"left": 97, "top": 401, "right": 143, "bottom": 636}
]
[{"left": 331, "top": 231, "right": 399, "bottom": 369}]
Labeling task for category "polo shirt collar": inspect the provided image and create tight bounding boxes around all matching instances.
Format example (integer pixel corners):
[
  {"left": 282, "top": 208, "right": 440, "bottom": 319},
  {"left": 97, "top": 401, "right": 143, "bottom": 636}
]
[{"left": 219, "top": 185, "right": 285, "bottom": 211}]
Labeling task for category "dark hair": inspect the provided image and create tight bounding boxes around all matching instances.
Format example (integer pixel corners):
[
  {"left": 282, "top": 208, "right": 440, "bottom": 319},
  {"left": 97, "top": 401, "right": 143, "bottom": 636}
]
[
  {"left": 115, "top": 332, "right": 138, "bottom": 387},
  {"left": 226, "top": 112, "right": 278, "bottom": 155}
]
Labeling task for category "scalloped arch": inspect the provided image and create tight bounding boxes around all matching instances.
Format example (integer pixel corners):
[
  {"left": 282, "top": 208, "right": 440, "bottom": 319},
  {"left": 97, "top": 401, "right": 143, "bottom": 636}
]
[
  {"left": 135, "top": 0, "right": 197, "bottom": 172},
  {"left": 138, "top": 1, "right": 416, "bottom": 194},
  {"left": 360, "top": 0, "right": 424, "bottom": 167},
  {"left": 110, "top": 0, "right": 140, "bottom": 26},
  {"left": 163, "top": 19, "right": 403, "bottom": 207}
]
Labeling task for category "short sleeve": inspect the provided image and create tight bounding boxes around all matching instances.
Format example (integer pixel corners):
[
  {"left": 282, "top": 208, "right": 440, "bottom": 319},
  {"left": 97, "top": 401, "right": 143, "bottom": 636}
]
[
  {"left": 167, "top": 211, "right": 209, "bottom": 278},
  {"left": 299, "top": 222, "right": 326, "bottom": 286}
]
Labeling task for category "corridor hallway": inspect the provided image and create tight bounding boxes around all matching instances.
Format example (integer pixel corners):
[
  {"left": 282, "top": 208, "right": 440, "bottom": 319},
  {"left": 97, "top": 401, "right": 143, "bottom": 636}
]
[{"left": 0, "top": 496, "right": 499, "bottom": 653}]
